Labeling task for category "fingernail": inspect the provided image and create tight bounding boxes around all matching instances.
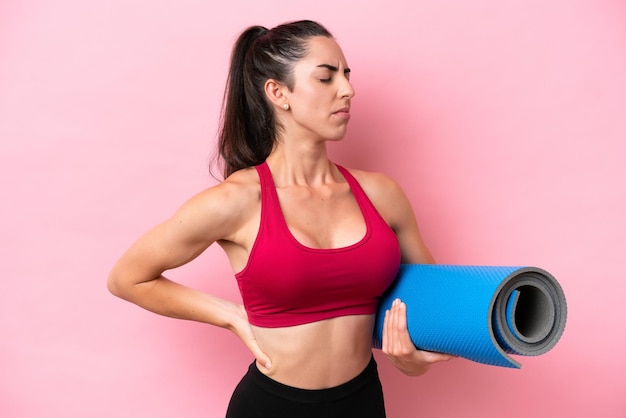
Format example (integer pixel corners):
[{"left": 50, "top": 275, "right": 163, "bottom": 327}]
[{"left": 265, "top": 361, "right": 272, "bottom": 369}]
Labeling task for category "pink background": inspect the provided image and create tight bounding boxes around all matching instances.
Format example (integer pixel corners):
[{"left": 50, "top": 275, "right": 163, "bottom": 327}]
[{"left": 2, "top": 0, "right": 625, "bottom": 417}]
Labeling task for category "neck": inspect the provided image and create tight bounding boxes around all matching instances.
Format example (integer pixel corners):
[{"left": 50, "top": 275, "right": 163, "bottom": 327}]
[{"left": 265, "top": 139, "right": 336, "bottom": 187}]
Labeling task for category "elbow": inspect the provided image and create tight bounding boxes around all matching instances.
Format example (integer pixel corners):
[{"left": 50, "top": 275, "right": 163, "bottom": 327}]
[
  {"left": 107, "top": 272, "right": 122, "bottom": 297},
  {"left": 107, "top": 266, "right": 157, "bottom": 301},
  {"left": 107, "top": 269, "right": 131, "bottom": 299}
]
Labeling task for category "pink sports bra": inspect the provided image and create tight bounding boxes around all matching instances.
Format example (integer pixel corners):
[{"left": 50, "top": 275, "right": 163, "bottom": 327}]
[{"left": 235, "top": 162, "right": 401, "bottom": 327}]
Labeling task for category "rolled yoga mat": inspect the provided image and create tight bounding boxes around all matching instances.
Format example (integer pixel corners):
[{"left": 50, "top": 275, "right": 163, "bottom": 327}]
[{"left": 372, "top": 264, "right": 567, "bottom": 368}]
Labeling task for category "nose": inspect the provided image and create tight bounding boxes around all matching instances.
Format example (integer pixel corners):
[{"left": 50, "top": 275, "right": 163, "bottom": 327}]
[{"left": 339, "top": 76, "right": 355, "bottom": 99}]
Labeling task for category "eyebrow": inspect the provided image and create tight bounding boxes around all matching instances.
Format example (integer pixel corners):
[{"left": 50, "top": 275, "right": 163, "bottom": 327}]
[{"left": 316, "top": 64, "right": 351, "bottom": 74}]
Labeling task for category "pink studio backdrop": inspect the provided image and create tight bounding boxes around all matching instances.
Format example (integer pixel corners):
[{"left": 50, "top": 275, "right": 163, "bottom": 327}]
[{"left": 1, "top": 1, "right": 625, "bottom": 417}]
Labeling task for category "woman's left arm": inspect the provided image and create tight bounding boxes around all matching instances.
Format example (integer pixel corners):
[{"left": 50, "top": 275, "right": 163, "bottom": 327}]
[{"left": 357, "top": 170, "right": 455, "bottom": 376}]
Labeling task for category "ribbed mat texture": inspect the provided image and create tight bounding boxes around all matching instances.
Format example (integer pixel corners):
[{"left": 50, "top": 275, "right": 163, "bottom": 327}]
[{"left": 372, "top": 264, "right": 567, "bottom": 368}]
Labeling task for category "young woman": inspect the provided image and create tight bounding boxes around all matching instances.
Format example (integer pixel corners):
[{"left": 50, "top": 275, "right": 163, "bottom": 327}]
[{"left": 108, "top": 20, "right": 453, "bottom": 417}]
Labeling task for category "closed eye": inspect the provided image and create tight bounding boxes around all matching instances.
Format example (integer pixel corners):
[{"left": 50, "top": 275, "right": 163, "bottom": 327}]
[{"left": 316, "top": 64, "right": 351, "bottom": 83}]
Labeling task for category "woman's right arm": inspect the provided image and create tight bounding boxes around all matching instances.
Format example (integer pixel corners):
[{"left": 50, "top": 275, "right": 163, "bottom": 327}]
[{"left": 107, "top": 176, "right": 272, "bottom": 368}]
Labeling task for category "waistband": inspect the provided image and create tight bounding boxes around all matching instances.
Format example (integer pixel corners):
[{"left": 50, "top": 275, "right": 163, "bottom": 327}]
[{"left": 247, "top": 356, "right": 380, "bottom": 403}]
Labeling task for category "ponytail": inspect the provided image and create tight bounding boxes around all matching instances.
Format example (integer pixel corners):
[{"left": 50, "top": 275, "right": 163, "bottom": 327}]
[{"left": 214, "top": 20, "right": 332, "bottom": 179}]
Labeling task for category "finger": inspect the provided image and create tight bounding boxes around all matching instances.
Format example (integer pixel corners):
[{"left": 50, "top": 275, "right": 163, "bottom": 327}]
[
  {"left": 235, "top": 319, "right": 273, "bottom": 370},
  {"left": 398, "top": 301, "right": 416, "bottom": 348},
  {"left": 432, "top": 353, "right": 456, "bottom": 362},
  {"left": 386, "top": 299, "right": 403, "bottom": 353},
  {"left": 390, "top": 299, "right": 408, "bottom": 346},
  {"left": 249, "top": 343, "right": 272, "bottom": 371},
  {"left": 383, "top": 301, "right": 397, "bottom": 352},
  {"left": 396, "top": 300, "right": 409, "bottom": 338},
  {"left": 419, "top": 350, "right": 456, "bottom": 363}
]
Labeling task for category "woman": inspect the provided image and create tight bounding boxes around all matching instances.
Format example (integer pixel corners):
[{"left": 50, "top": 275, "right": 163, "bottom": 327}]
[{"left": 108, "top": 20, "right": 453, "bottom": 417}]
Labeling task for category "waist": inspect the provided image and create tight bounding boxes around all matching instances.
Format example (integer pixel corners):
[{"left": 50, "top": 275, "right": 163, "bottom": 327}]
[
  {"left": 247, "top": 355, "right": 380, "bottom": 401},
  {"left": 251, "top": 314, "right": 376, "bottom": 389}
]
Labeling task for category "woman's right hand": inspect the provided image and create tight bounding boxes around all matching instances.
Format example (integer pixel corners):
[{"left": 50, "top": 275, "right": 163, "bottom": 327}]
[{"left": 228, "top": 304, "right": 272, "bottom": 371}]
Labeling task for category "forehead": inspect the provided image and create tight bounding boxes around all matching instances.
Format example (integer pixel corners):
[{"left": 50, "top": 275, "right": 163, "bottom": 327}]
[{"left": 300, "top": 36, "right": 348, "bottom": 68}]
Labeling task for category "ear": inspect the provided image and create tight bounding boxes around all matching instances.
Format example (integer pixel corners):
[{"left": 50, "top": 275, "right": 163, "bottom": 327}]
[{"left": 264, "top": 79, "right": 288, "bottom": 108}]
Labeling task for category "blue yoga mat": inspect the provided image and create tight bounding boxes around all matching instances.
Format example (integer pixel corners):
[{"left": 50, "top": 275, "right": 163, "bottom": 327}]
[{"left": 372, "top": 264, "right": 567, "bottom": 368}]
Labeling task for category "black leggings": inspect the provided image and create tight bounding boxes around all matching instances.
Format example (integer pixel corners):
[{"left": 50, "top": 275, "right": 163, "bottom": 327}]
[{"left": 225, "top": 356, "right": 386, "bottom": 418}]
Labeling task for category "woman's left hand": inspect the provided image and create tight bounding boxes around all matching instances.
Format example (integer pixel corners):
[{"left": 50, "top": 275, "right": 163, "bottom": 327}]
[{"left": 382, "top": 298, "right": 456, "bottom": 376}]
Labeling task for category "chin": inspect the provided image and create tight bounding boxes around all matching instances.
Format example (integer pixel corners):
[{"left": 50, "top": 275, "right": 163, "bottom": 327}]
[{"left": 326, "top": 128, "right": 349, "bottom": 142}]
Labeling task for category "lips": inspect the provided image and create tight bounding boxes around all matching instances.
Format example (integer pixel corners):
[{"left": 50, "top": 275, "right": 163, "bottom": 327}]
[{"left": 332, "top": 106, "right": 350, "bottom": 115}]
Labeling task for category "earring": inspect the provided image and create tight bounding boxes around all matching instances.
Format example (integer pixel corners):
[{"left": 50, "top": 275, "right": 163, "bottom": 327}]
[{"left": 283, "top": 103, "right": 290, "bottom": 110}]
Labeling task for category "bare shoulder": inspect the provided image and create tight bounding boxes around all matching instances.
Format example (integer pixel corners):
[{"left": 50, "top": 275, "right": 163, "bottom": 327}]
[
  {"left": 173, "top": 167, "right": 261, "bottom": 243},
  {"left": 342, "top": 166, "right": 415, "bottom": 232},
  {"left": 214, "top": 166, "right": 261, "bottom": 206},
  {"left": 342, "top": 167, "right": 406, "bottom": 203}
]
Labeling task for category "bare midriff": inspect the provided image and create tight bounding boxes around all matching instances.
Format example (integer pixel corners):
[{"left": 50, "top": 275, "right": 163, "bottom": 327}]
[{"left": 251, "top": 314, "right": 376, "bottom": 389}]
